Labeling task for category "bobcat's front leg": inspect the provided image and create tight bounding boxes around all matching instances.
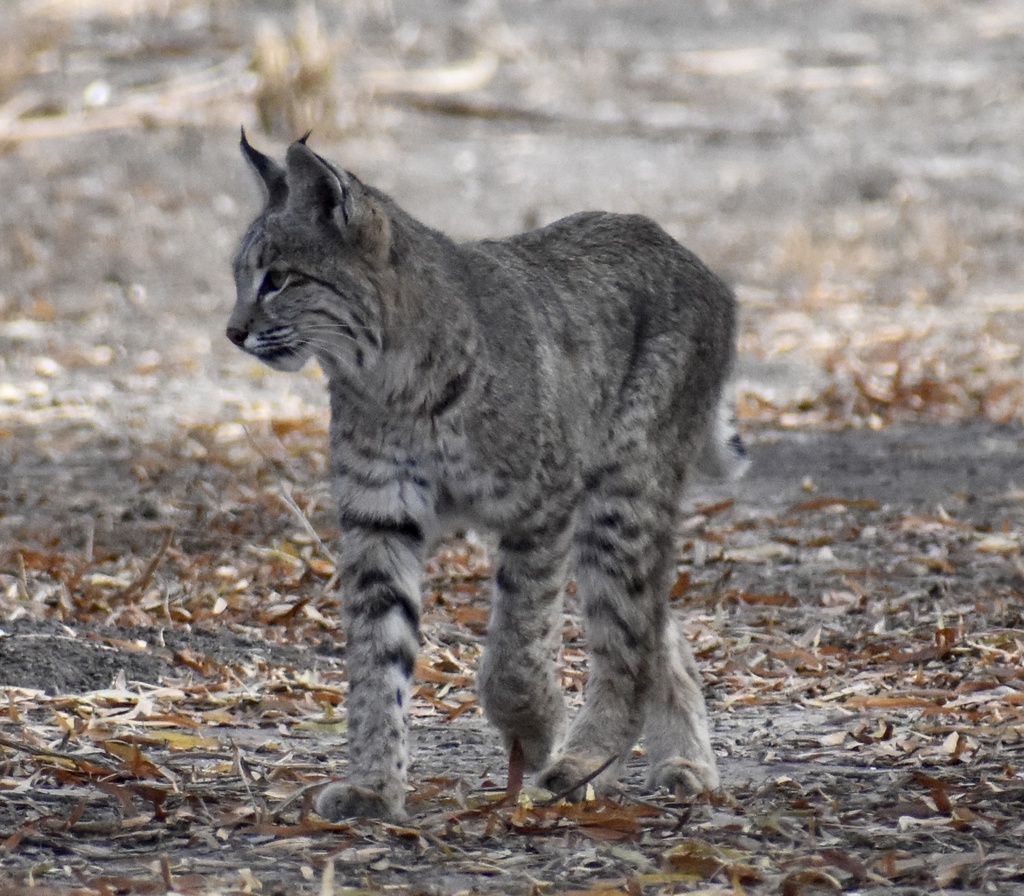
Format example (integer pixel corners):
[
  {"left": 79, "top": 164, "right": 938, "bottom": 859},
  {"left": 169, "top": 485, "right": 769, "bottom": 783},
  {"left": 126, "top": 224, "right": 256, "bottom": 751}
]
[{"left": 315, "top": 501, "right": 427, "bottom": 821}]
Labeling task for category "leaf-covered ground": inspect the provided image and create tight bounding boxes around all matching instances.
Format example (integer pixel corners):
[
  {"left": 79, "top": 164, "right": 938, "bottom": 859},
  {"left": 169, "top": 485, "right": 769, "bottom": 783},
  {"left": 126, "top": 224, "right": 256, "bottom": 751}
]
[
  {"left": 3, "top": 418, "right": 1023, "bottom": 894},
  {"left": 2, "top": 1, "right": 1024, "bottom": 894}
]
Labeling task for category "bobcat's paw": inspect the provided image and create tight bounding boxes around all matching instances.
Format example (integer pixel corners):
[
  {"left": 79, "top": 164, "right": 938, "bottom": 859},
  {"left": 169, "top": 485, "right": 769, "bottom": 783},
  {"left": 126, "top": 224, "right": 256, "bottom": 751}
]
[
  {"left": 538, "top": 754, "right": 619, "bottom": 801},
  {"left": 315, "top": 782, "right": 405, "bottom": 821},
  {"left": 647, "top": 757, "right": 719, "bottom": 798}
]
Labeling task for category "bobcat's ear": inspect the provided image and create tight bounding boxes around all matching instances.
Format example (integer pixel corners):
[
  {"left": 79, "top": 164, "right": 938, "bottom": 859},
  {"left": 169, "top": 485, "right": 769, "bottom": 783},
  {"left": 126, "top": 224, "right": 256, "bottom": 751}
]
[
  {"left": 284, "top": 140, "right": 347, "bottom": 224},
  {"left": 240, "top": 127, "right": 287, "bottom": 207},
  {"left": 283, "top": 141, "right": 390, "bottom": 264}
]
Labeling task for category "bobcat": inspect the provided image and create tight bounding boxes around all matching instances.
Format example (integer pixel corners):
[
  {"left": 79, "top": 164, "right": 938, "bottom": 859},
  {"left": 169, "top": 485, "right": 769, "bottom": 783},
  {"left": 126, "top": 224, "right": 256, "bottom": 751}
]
[{"left": 228, "top": 131, "right": 748, "bottom": 820}]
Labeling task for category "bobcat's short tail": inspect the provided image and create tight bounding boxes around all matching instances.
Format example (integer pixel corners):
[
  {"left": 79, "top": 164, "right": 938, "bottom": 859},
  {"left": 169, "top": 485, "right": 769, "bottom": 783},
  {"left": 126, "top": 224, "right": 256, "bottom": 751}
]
[{"left": 695, "top": 393, "right": 749, "bottom": 481}]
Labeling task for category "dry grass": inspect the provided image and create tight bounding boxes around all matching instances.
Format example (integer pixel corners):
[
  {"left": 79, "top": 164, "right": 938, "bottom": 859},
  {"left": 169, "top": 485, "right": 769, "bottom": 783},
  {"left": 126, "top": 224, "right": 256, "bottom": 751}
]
[
  {"left": 252, "top": 5, "right": 340, "bottom": 138},
  {"left": 770, "top": 196, "right": 974, "bottom": 307}
]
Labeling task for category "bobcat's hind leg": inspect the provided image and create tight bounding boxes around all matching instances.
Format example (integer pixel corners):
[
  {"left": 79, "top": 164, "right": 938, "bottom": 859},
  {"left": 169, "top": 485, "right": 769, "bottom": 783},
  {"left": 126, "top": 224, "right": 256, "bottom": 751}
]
[
  {"left": 478, "top": 521, "right": 573, "bottom": 774},
  {"left": 538, "top": 485, "right": 676, "bottom": 800},
  {"left": 642, "top": 614, "right": 719, "bottom": 797}
]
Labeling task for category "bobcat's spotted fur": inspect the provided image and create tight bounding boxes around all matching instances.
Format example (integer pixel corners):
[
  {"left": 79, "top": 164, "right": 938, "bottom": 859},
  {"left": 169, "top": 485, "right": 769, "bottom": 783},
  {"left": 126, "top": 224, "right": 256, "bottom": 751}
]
[{"left": 228, "top": 132, "right": 747, "bottom": 820}]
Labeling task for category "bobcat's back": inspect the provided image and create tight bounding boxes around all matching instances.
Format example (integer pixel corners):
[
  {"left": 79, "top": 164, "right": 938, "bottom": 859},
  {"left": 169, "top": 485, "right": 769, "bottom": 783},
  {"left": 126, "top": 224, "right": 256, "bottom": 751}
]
[{"left": 459, "top": 211, "right": 746, "bottom": 492}]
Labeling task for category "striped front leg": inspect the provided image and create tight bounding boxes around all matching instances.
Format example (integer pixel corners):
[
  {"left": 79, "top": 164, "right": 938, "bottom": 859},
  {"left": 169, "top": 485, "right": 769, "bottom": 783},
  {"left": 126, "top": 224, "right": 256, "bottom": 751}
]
[{"left": 315, "top": 499, "right": 428, "bottom": 821}]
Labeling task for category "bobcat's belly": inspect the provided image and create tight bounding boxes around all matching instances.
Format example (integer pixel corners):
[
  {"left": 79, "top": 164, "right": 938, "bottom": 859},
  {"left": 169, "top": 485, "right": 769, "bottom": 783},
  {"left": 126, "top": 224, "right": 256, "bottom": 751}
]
[
  {"left": 434, "top": 467, "right": 521, "bottom": 535},
  {"left": 432, "top": 432, "right": 525, "bottom": 535}
]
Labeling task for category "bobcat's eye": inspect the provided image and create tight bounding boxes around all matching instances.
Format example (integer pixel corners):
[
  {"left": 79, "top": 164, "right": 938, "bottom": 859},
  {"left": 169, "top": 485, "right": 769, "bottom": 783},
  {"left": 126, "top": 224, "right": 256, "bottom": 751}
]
[{"left": 259, "top": 269, "right": 290, "bottom": 298}]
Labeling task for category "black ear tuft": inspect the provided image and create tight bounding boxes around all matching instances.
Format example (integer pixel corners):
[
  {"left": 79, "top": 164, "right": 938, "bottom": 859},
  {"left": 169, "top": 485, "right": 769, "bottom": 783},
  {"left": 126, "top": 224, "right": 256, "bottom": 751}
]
[
  {"left": 240, "top": 127, "right": 288, "bottom": 207},
  {"left": 298, "top": 130, "right": 312, "bottom": 145}
]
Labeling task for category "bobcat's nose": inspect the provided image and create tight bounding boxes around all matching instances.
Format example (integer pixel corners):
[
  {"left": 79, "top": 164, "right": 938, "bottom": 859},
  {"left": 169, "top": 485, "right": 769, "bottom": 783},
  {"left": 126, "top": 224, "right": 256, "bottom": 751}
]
[{"left": 226, "top": 326, "right": 248, "bottom": 347}]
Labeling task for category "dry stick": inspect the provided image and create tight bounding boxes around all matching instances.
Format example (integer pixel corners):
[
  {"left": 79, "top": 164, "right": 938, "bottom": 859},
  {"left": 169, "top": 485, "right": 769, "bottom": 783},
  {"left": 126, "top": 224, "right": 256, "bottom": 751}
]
[
  {"left": 0, "top": 733, "right": 119, "bottom": 775},
  {"left": 230, "top": 740, "right": 263, "bottom": 817},
  {"left": 505, "top": 737, "right": 526, "bottom": 802},
  {"left": 159, "top": 856, "right": 175, "bottom": 891},
  {"left": 243, "top": 424, "right": 336, "bottom": 567},
  {"left": 15, "top": 551, "right": 33, "bottom": 602},
  {"left": 319, "top": 859, "right": 336, "bottom": 896},
  {"left": 114, "top": 529, "right": 174, "bottom": 604},
  {"left": 364, "top": 51, "right": 499, "bottom": 96},
  {"left": 386, "top": 93, "right": 555, "bottom": 125},
  {"left": 0, "top": 55, "right": 253, "bottom": 144},
  {"left": 541, "top": 754, "right": 620, "bottom": 806},
  {"left": 535, "top": 753, "right": 694, "bottom": 822},
  {"left": 620, "top": 792, "right": 695, "bottom": 824},
  {"left": 271, "top": 782, "right": 322, "bottom": 820}
]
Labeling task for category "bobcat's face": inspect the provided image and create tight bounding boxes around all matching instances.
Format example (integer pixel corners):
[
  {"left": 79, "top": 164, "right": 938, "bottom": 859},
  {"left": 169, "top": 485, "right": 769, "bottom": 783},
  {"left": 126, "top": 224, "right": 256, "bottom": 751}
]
[
  {"left": 227, "top": 132, "right": 392, "bottom": 376},
  {"left": 229, "top": 252, "right": 319, "bottom": 372},
  {"left": 229, "top": 220, "right": 382, "bottom": 375}
]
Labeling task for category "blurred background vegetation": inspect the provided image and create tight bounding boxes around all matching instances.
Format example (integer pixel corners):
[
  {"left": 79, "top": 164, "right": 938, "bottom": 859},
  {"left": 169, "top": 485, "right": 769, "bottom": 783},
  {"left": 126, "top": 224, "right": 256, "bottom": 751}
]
[{"left": 0, "top": 0, "right": 1022, "bottom": 433}]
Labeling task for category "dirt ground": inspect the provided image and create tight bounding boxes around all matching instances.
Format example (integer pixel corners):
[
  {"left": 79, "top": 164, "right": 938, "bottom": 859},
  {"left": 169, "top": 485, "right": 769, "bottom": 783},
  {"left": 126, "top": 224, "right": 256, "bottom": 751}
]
[{"left": 2, "top": 1, "right": 1024, "bottom": 894}]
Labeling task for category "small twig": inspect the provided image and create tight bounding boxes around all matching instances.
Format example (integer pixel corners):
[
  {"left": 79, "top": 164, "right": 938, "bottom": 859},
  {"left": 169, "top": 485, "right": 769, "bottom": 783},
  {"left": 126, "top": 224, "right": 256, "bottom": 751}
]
[
  {"left": 541, "top": 754, "right": 619, "bottom": 805},
  {"left": 319, "top": 859, "right": 335, "bottom": 896},
  {"left": 365, "top": 51, "right": 499, "bottom": 97},
  {"left": 0, "top": 733, "right": 118, "bottom": 775},
  {"left": 619, "top": 792, "right": 695, "bottom": 823},
  {"left": 243, "top": 424, "right": 336, "bottom": 566},
  {"left": 505, "top": 738, "right": 525, "bottom": 803},
  {"left": 387, "top": 93, "right": 555, "bottom": 125},
  {"left": 16, "top": 551, "right": 30, "bottom": 602},
  {"left": 159, "top": 856, "right": 174, "bottom": 891},
  {"left": 271, "top": 782, "right": 321, "bottom": 820},
  {"left": 278, "top": 483, "right": 333, "bottom": 561},
  {"left": 114, "top": 529, "right": 173, "bottom": 603},
  {"left": 488, "top": 738, "right": 527, "bottom": 809}
]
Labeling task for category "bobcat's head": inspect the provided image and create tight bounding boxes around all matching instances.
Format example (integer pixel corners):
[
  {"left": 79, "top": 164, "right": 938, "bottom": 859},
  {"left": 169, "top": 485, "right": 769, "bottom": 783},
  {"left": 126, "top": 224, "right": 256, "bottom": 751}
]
[{"left": 227, "top": 130, "right": 393, "bottom": 374}]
